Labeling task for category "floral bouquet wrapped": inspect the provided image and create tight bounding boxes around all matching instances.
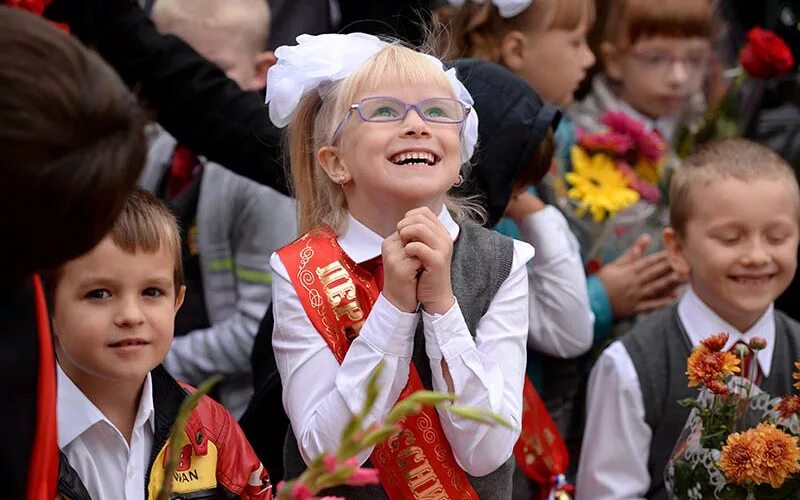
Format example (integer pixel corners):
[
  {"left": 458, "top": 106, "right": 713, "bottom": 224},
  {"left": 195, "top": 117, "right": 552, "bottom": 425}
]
[
  {"left": 550, "top": 110, "right": 668, "bottom": 267},
  {"left": 665, "top": 333, "right": 800, "bottom": 499},
  {"left": 674, "top": 27, "right": 794, "bottom": 158}
]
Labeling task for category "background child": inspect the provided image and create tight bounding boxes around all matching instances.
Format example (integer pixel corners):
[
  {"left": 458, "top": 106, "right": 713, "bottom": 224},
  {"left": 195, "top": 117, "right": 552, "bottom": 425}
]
[
  {"left": 267, "top": 34, "right": 531, "bottom": 498},
  {"left": 48, "top": 188, "right": 271, "bottom": 500},
  {"left": 577, "top": 139, "right": 800, "bottom": 499},
  {"left": 569, "top": 0, "right": 711, "bottom": 141},
  {"left": 146, "top": 0, "right": 297, "bottom": 419}
]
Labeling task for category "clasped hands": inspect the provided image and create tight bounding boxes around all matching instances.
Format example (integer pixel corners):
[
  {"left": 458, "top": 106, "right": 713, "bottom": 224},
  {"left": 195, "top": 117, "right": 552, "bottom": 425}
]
[{"left": 381, "top": 207, "right": 455, "bottom": 315}]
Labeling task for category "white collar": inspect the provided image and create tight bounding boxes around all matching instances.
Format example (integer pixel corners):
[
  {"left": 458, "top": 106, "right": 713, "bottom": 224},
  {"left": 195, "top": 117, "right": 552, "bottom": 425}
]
[
  {"left": 338, "top": 207, "right": 460, "bottom": 264},
  {"left": 57, "top": 363, "right": 155, "bottom": 448},
  {"left": 677, "top": 287, "right": 776, "bottom": 377}
]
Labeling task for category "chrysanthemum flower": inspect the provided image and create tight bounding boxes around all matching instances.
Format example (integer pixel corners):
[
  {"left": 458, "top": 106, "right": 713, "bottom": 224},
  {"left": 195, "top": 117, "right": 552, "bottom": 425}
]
[
  {"left": 749, "top": 336, "right": 768, "bottom": 351},
  {"left": 718, "top": 428, "right": 765, "bottom": 485},
  {"left": 701, "top": 333, "right": 729, "bottom": 352},
  {"left": 686, "top": 345, "right": 740, "bottom": 387},
  {"left": 566, "top": 146, "right": 640, "bottom": 222},
  {"left": 793, "top": 361, "right": 800, "bottom": 390},
  {"left": 753, "top": 423, "right": 800, "bottom": 488},
  {"left": 776, "top": 395, "right": 800, "bottom": 419}
]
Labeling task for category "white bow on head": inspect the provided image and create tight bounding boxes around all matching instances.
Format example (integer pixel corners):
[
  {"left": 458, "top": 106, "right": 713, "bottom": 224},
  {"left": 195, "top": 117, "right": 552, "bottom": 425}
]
[
  {"left": 447, "top": 0, "right": 533, "bottom": 18},
  {"left": 265, "top": 32, "right": 479, "bottom": 162}
]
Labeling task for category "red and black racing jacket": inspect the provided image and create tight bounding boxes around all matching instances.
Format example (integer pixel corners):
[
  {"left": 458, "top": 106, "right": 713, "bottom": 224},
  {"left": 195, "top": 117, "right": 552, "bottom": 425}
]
[{"left": 56, "top": 366, "right": 272, "bottom": 500}]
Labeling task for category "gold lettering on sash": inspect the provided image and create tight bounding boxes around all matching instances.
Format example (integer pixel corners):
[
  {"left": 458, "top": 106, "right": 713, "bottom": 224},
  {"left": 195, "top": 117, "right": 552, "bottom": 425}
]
[
  {"left": 316, "top": 261, "right": 364, "bottom": 322},
  {"left": 395, "top": 441, "right": 448, "bottom": 499}
]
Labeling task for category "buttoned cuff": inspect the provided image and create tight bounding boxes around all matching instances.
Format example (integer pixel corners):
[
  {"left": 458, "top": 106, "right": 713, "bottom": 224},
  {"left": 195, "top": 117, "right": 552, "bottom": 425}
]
[
  {"left": 516, "top": 206, "right": 572, "bottom": 264},
  {"left": 421, "top": 299, "right": 474, "bottom": 360},
  {"left": 356, "top": 293, "right": 418, "bottom": 357}
]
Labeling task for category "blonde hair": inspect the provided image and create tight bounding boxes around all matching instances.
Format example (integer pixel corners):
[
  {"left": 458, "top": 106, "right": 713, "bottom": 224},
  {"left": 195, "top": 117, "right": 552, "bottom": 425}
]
[
  {"left": 437, "top": 0, "right": 594, "bottom": 62},
  {"left": 287, "top": 43, "right": 484, "bottom": 234},
  {"left": 601, "top": 0, "right": 711, "bottom": 51},
  {"left": 669, "top": 139, "right": 800, "bottom": 235},
  {"left": 152, "top": 0, "right": 270, "bottom": 52}
]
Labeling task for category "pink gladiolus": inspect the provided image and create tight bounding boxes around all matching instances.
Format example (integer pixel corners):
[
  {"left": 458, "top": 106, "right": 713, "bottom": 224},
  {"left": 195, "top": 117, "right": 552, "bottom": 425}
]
[
  {"left": 319, "top": 497, "right": 346, "bottom": 500},
  {"left": 291, "top": 483, "right": 313, "bottom": 500},
  {"left": 323, "top": 454, "right": 337, "bottom": 473},
  {"left": 346, "top": 467, "right": 381, "bottom": 486}
]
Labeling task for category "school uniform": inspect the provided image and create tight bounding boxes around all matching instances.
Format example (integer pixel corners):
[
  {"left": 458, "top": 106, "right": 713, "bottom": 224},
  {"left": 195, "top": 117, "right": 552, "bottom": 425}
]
[
  {"left": 272, "top": 208, "right": 534, "bottom": 498},
  {"left": 576, "top": 287, "right": 800, "bottom": 500}
]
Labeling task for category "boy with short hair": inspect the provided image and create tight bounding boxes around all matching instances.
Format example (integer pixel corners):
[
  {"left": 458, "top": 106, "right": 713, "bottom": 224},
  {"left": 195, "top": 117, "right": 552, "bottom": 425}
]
[
  {"left": 50, "top": 188, "right": 272, "bottom": 500},
  {"left": 576, "top": 138, "right": 800, "bottom": 500},
  {"left": 143, "top": 0, "right": 296, "bottom": 418}
]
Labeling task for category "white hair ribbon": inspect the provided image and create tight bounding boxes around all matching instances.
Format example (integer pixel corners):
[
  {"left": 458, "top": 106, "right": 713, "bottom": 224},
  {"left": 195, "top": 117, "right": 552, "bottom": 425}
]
[
  {"left": 265, "top": 32, "right": 479, "bottom": 161},
  {"left": 447, "top": 0, "right": 532, "bottom": 18}
]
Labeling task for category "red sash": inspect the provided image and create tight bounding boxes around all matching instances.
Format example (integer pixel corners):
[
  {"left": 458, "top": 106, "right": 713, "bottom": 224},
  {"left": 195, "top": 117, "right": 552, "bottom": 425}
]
[
  {"left": 278, "top": 229, "right": 569, "bottom": 499},
  {"left": 279, "top": 230, "right": 479, "bottom": 499}
]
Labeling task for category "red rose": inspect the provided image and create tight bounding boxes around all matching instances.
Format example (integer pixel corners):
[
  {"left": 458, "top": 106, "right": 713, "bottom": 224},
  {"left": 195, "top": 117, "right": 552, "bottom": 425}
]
[{"left": 739, "top": 27, "right": 795, "bottom": 79}]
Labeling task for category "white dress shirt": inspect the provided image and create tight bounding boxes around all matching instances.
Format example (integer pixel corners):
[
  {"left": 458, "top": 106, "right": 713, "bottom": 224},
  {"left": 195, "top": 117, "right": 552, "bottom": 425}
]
[
  {"left": 517, "top": 206, "right": 593, "bottom": 358},
  {"left": 271, "top": 209, "right": 534, "bottom": 477},
  {"left": 57, "top": 364, "right": 155, "bottom": 500},
  {"left": 576, "top": 287, "right": 776, "bottom": 499}
]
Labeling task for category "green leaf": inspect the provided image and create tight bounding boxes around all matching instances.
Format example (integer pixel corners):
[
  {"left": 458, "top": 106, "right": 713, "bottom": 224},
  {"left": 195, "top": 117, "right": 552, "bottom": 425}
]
[{"left": 449, "top": 406, "right": 514, "bottom": 429}]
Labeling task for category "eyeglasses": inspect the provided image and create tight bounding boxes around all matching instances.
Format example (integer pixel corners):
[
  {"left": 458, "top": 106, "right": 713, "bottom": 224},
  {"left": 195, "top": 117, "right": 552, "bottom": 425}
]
[
  {"left": 630, "top": 50, "right": 709, "bottom": 76},
  {"left": 331, "top": 97, "right": 471, "bottom": 144}
]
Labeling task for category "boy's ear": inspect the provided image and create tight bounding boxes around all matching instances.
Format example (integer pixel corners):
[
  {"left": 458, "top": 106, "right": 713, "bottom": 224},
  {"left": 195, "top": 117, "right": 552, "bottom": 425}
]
[
  {"left": 663, "top": 227, "right": 691, "bottom": 281},
  {"left": 499, "top": 31, "right": 528, "bottom": 73},
  {"left": 250, "top": 51, "right": 277, "bottom": 90},
  {"left": 174, "top": 285, "right": 186, "bottom": 311},
  {"left": 601, "top": 41, "right": 624, "bottom": 82},
  {"left": 317, "top": 146, "right": 351, "bottom": 185}
]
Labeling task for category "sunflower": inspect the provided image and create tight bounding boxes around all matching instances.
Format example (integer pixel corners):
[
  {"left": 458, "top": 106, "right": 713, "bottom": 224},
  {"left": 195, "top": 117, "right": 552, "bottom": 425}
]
[
  {"left": 566, "top": 146, "right": 640, "bottom": 222},
  {"left": 686, "top": 345, "right": 740, "bottom": 388}
]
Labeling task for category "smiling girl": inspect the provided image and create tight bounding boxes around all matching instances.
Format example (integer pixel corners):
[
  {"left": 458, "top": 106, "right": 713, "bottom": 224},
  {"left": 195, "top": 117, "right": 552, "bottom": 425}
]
[{"left": 266, "top": 34, "right": 533, "bottom": 498}]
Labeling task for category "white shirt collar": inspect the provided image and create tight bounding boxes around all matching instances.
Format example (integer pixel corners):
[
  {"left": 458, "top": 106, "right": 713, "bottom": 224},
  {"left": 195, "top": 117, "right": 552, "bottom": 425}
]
[
  {"left": 338, "top": 207, "right": 460, "bottom": 264},
  {"left": 677, "top": 287, "right": 776, "bottom": 377},
  {"left": 57, "top": 363, "right": 155, "bottom": 449}
]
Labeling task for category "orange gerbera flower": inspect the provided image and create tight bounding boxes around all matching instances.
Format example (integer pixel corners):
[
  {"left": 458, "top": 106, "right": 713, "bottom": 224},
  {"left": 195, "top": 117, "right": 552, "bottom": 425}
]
[
  {"left": 754, "top": 423, "right": 800, "bottom": 488},
  {"left": 686, "top": 345, "right": 740, "bottom": 388},
  {"left": 776, "top": 395, "right": 800, "bottom": 419},
  {"left": 718, "top": 427, "right": 765, "bottom": 485}
]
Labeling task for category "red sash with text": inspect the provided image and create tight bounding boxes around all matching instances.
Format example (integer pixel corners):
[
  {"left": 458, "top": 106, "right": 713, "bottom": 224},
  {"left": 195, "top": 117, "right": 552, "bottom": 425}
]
[{"left": 278, "top": 229, "right": 569, "bottom": 499}]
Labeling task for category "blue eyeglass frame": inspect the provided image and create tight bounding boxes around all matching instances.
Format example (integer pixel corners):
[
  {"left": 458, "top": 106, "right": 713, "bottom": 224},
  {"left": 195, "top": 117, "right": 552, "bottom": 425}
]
[{"left": 330, "top": 96, "right": 471, "bottom": 145}]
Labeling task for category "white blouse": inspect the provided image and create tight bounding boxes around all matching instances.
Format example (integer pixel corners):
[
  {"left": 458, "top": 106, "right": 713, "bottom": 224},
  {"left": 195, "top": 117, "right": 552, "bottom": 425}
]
[{"left": 270, "top": 209, "right": 534, "bottom": 476}]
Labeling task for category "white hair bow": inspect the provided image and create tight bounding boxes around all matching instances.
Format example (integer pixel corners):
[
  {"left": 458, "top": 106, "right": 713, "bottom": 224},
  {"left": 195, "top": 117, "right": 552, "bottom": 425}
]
[
  {"left": 265, "top": 32, "right": 479, "bottom": 162},
  {"left": 448, "top": 0, "right": 532, "bottom": 18}
]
